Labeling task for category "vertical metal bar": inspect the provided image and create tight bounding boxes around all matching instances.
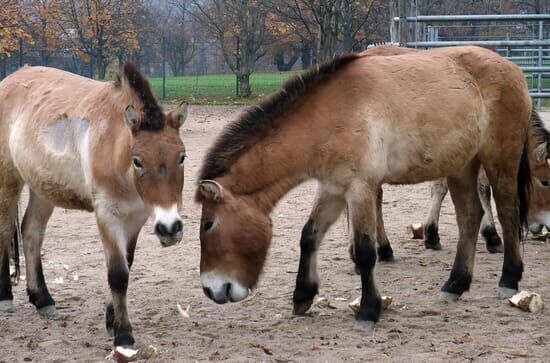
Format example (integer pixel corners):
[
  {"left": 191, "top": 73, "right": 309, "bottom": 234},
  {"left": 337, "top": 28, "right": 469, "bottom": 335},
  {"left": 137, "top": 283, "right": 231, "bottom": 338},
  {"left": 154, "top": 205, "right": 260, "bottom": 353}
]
[
  {"left": 537, "top": 20, "right": 543, "bottom": 110},
  {"left": 398, "top": 0, "right": 410, "bottom": 47},
  {"left": 162, "top": 36, "right": 166, "bottom": 100}
]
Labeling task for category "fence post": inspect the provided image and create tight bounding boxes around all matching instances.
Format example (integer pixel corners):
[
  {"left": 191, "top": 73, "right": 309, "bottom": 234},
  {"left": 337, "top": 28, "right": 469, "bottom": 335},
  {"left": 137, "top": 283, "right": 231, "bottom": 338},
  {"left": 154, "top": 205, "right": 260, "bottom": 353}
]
[
  {"left": 537, "top": 20, "right": 543, "bottom": 110},
  {"left": 398, "top": 0, "right": 411, "bottom": 47},
  {"left": 390, "top": 0, "right": 398, "bottom": 44},
  {"left": 162, "top": 36, "right": 166, "bottom": 100}
]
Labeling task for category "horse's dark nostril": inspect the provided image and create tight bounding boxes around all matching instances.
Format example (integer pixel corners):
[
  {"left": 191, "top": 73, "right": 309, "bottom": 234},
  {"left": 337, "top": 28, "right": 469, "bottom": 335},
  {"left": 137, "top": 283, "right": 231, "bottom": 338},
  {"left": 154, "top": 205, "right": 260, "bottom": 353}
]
[
  {"left": 203, "top": 287, "right": 214, "bottom": 300},
  {"left": 224, "top": 283, "right": 231, "bottom": 298},
  {"left": 155, "top": 223, "right": 169, "bottom": 237},
  {"left": 171, "top": 220, "right": 183, "bottom": 234}
]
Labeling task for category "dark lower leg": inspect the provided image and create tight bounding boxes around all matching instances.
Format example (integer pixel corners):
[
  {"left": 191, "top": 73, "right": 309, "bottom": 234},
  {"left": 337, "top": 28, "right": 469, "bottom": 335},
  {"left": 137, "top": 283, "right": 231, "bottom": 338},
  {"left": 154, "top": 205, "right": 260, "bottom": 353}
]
[
  {"left": 375, "top": 188, "right": 393, "bottom": 262},
  {"left": 354, "top": 233, "right": 381, "bottom": 323},
  {"left": 108, "top": 258, "right": 133, "bottom": 346},
  {"left": 424, "top": 179, "right": 448, "bottom": 250},
  {"left": 477, "top": 179, "right": 503, "bottom": 253},
  {"left": 441, "top": 171, "right": 483, "bottom": 298},
  {"left": 0, "top": 241, "right": 13, "bottom": 302},
  {"left": 106, "top": 236, "right": 137, "bottom": 336},
  {"left": 293, "top": 191, "right": 345, "bottom": 315},
  {"left": 22, "top": 194, "right": 55, "bottom": 312},
  {"left": 293, "top": 219, "right": 320, "bottom": 315}
]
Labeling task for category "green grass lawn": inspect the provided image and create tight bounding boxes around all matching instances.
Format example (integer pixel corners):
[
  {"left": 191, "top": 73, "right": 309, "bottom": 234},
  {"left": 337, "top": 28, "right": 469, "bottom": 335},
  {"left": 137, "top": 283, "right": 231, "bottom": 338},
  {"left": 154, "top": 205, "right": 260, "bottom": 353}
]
[
  {"left": 149, "top": 72, "right": 294, "bottom": 104},
  {"left": 149, "top": 70, "right": 549, "bottom": 109}
]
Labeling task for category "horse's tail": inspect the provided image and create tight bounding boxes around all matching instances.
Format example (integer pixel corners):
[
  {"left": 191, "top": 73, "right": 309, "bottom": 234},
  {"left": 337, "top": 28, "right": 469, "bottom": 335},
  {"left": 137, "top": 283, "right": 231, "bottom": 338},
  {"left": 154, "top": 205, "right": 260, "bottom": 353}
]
[
  {"left": 10, "top": 205, "right": 21, "bottom": 285},
  {"left": 517, "top": 112, "right": 534, "bottom": 239}
]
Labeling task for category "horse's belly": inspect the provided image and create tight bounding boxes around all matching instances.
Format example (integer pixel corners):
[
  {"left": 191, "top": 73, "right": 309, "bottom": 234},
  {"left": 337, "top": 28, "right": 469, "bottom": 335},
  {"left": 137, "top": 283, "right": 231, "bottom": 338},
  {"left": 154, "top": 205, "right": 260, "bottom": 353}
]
[
  {"left": 383, "top": 124, "right": 481, "bottom": 184},
  {"left": 9, "top": 115, "right": 94, "bottom": 211}
]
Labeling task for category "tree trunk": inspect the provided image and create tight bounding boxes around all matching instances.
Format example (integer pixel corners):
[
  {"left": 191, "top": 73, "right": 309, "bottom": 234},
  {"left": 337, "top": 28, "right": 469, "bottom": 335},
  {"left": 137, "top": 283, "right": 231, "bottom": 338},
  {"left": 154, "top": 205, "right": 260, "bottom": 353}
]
[
  {"left": 0, "top": 55, "right": 6, "bottom": 80},
  {"left": 97, "top": 56, "right": 107, "bottom": 80},
  {"left": 301, "top": 40, "right": 312, "bottom": 69},
  {"left": 238, "top": 74, "right": 251, "bottom": 98},
  {"left": 275, "top": 52, "right": 299, "bottom": 72}
]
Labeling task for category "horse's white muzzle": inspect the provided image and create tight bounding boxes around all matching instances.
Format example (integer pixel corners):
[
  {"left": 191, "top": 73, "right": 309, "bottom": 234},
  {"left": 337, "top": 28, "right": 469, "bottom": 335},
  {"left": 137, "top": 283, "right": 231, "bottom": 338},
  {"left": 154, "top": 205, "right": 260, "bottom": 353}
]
[
  {"left": 153, "top": 205, "right": 183, "bottom": 247},
  {"left": 200, "top": 272, "right": 249, "bottom": 304}
]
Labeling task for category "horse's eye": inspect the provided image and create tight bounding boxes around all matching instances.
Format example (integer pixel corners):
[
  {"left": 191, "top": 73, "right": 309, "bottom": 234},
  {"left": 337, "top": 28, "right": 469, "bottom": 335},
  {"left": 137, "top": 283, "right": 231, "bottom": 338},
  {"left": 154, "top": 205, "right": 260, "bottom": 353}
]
[
  {"left": 179, "top": 154, "right": 186, "bottom": 166},
  {"left": 203, "top": 221, "right": 214, "bottom": 231},
  {"left": 133, "top": 157, "right": 144, "bottom": 169}
]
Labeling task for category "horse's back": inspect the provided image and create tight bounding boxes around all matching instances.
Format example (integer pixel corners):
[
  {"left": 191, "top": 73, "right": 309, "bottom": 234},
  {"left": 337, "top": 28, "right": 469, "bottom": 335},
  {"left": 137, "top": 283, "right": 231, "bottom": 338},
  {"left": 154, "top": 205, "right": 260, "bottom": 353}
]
[{"left": 337, "top": 46, "right": 530, "bottom": 184}]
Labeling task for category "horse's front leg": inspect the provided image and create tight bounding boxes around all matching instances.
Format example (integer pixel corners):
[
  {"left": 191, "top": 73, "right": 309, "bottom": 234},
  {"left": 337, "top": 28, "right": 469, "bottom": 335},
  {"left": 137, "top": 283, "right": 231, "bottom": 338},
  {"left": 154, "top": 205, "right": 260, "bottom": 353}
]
[
  {"left": 97, "top": 212, "right": 144, "bottom": 347},
  {"left": 348, "top": 181, "right": 381, "bottom": 331},
  {"left": 105, "top": 233, "right": 139, "bottom": 338},
  {"left": 293, "top": 188, "right": 346, "bottom": 315}
]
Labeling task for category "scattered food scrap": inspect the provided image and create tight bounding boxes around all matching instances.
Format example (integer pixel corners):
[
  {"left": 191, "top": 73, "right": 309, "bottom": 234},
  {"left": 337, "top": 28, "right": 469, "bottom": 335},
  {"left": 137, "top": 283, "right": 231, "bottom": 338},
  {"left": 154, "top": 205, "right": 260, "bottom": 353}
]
[{"left": 509, "top": 291, "right": 543, "bottom": 313}]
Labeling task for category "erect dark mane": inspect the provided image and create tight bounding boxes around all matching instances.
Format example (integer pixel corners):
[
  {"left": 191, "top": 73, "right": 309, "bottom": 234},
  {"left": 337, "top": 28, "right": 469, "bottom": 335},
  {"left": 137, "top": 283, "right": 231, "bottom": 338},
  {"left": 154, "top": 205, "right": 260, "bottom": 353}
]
[
  {"left": 531, "top": 109, "right": 550, "bottom": 146},
  {"left": 198, "top": 53, "right": 362, "bottom": 181},
  {"left": 116, "top": 62, "right": 165, "bottom": 131}
]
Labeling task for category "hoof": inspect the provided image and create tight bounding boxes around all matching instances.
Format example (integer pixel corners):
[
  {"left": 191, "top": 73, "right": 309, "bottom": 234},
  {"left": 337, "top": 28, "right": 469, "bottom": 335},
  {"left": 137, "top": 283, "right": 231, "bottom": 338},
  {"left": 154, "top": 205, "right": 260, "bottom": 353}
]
[
  {"left": 354, "top": 320, "right": 376, "bottom": 332},
  {"left": 438, "top": 291, "right": 460, "bottom": 302},
  {"left": 486, "top": 243, "right": 503, "bottom": 254},
  {"left": 293, "top": 300, "right": 313, "bottom": 316},
  {"left": 377, "top": 244, "right": 394, "bottom": 262},
  {"left": 0, "top": 300, "right": 14, "bottom": 313},
  {"left": 498, "top": 287, "right": 517, "bottom": 300},
  {"left": 38, "top": 305, "right": 59, "bottom": 318},
  {"left": 114, "top": 332, "right": 135, "bottom": 347},
  {"left": 425, "top": 241, "right": 442, "bottom": 251}
]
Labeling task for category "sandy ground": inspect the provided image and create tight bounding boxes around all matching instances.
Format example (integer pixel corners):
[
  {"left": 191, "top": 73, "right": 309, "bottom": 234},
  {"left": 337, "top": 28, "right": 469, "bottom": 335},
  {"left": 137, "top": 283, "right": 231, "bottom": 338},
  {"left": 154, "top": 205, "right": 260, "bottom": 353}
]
[{"left": 1, "top": 107, "right": 549, "bottom": 362}]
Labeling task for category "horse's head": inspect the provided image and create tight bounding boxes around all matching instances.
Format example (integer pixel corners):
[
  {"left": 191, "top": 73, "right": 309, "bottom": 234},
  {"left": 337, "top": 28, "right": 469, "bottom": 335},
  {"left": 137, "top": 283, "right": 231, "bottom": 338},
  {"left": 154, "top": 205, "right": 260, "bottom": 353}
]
[
  {"left": 119, "top": 62, "right": 187, "bottom": 247},
  {"left": 532, "top": 141, "right": 550, "bottom": 188},
  {"left": 196, "top": 180, "right": 272, "bottom": 303}
]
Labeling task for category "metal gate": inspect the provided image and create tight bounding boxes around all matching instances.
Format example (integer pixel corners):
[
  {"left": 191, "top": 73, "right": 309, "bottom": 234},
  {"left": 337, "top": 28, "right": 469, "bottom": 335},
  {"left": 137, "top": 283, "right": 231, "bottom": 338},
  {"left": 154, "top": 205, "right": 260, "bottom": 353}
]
[{"left": 390, "top": 1, "right": 550, "bottom": 110}]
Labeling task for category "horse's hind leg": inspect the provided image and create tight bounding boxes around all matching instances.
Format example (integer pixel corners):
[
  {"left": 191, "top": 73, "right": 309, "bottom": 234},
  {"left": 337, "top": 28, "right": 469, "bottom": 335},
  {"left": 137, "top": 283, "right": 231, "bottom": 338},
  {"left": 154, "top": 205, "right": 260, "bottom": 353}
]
[
  {"left": 440, "top": 161, "right": 483, "bottom": 301},
  {"left": 0, "top": 175, "right": 23, "bottom": 312},
  {"left": 477, "top": 168, "right": 503, "bottom": 253},
  {"left": 293, "top": 187, "right": 346, "bottom": 315},
  {"left": 375, "top": 187, "right": 394, "bottom": 262},
  {"left": 423, "top": 178, "right": 448, "bottom": 250},
  {"left": 22, "top": 191, "right": 56, "bottom": 316}
]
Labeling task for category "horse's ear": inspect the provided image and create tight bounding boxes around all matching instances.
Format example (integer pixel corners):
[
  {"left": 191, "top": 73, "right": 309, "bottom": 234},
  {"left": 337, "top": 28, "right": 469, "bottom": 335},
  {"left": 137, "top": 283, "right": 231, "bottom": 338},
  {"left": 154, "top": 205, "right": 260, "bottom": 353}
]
[
  {"left": 167, "top": 101, "right": 188, "bottom": 129},
  {"left": 535, "top": 141, "right": 548, "bottom": 163},
  {"left": 199, "top": 180, "right": 223, "bottom": 201},
  {"left": 124, "top": 105, "right": 139, "bottom": 132}
]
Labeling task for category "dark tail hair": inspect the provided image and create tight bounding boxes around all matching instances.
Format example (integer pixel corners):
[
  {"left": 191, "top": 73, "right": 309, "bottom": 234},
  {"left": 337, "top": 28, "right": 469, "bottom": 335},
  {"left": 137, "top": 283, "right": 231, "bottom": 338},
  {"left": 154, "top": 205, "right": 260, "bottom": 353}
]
[
  {"left": 10, "top": 208, "right": 21, "bottom": 285},
  {"left": 517, "top": 115, "right": 533, "bottom": 239}
]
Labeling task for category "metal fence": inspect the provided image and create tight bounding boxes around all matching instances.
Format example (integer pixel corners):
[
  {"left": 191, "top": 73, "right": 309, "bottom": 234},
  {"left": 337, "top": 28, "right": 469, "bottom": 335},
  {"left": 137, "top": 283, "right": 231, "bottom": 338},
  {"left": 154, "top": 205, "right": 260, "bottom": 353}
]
[{"left": 390, "top": 5, "right": 550, "bottom": 110}]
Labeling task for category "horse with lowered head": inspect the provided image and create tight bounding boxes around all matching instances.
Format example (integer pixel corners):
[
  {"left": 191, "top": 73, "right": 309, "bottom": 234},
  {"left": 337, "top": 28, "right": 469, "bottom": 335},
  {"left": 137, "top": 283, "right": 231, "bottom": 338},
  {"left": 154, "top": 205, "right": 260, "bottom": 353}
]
[
  {"left": 0, "top": 63, "right": 187, "bottom": 346},
  {"left": 195, "top": 46, "right": 532, "bottom": 331}
]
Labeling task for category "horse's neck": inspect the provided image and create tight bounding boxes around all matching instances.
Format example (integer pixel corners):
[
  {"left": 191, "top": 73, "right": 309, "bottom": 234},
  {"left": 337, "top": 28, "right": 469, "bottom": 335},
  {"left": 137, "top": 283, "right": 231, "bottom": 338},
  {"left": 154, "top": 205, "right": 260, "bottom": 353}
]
[{"left": 220, "top": 113, "right": 316, "bottom": 213}]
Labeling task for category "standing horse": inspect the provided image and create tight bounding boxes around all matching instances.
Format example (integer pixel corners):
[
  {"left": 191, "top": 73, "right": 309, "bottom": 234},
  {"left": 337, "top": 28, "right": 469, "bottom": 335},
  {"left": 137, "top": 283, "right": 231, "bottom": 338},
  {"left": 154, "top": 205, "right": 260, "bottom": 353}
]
[
  {"left": 419, "top": 112, "right": 550, "bottom": 251},
  {"left": 195, "top": 46, "right": 531, "bottom": 330},
  {"left": 0, "top": 63, "right": 187, "bottom": 346}
]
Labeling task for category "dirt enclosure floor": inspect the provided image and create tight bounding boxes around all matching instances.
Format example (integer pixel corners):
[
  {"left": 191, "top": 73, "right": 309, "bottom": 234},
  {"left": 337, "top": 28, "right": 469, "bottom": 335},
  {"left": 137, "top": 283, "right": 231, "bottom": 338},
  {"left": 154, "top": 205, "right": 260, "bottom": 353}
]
[{"left": 1, "top": 107, "right": 550, "bottom": 362}]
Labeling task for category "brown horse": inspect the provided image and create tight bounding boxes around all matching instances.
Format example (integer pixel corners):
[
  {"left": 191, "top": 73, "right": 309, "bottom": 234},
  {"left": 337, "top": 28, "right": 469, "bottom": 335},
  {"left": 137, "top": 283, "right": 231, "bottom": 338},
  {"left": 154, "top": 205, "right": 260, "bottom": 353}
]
[
  {"left": 418, "top": 112, "right": 550, "bottom": 252},
  {"left": 0, "top": 63, "right": 187, "bottom": 346},
  {"left": 195, "top": 46, "right": 532, "bottom": 330}
]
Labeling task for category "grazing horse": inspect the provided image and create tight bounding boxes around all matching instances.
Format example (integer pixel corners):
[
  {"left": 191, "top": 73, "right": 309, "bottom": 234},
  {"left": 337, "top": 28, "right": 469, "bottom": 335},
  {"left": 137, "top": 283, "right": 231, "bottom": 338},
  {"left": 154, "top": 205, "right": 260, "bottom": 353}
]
[
  {"left": 0, "top": 63, "right": 187, "bottom": 346},
  {"left": 418, "top": 112, "right": 550, "bottom": 252},
  {"left": 195, "top": 46, "right": 532, "bottom": 330}
]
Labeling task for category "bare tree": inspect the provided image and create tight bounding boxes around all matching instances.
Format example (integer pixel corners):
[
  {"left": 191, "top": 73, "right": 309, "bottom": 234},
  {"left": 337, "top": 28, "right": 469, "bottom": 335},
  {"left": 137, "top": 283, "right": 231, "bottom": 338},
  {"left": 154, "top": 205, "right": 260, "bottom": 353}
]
[
  {"left": 165, "top": 0, "right": 197, "bottom": 76},
  {"left": 58, "top": 0, "right": 139, "bottom": 79},
  {"left": 190, "top": 0, "right": 270, "bottom": 97}
]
